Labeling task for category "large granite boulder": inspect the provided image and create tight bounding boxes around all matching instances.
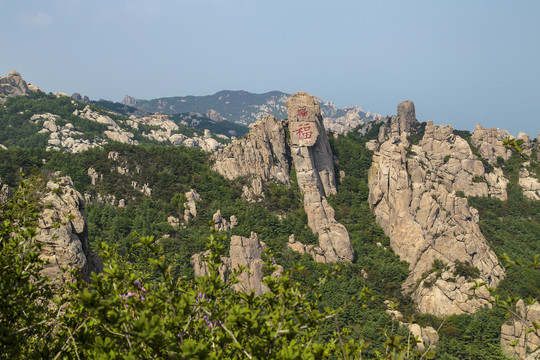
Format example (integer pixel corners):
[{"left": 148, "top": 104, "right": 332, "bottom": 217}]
[
  {"left": 36, "top": 174, "right": 102, "bottom": 283},
  {"left": 0, "top": 70, "right": 39, "bottom": 103}
]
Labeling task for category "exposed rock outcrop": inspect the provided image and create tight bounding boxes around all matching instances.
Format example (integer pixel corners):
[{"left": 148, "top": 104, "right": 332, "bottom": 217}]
[
  {"left": 378, "top": 100, "right": 419, "bottom": 143},
  {"left": 213, "top": 114, "right": 291, "bottom": 200},
  {"left": 519, "top": 163, "right": 540, "bottom": 201},
  {"left": 183, "top": 189, "right": 202, "bottom": 223},
  {"left": 32, "top": 113, "right": 107, "bottom": 153},
  {"left": 36, "top": 174, "right": 101, "bottom": 283},
  {"left": 471, "top": 125, "right": 513, "bottom": 164},
  {"left": 286, "top": 92, "right": 353, "bottom": 263},
  {"left": 0, "top": 178, "right": 10, "bottom": 204},
  {"left": 191, "top": 232, "right": 282, "bottom": 296},
  {"left": 212, "top": 210, "right": 238, "bottom": 231},
  {"left": 122, "top": 95, "right": 139, "bottom": 107},
  {"left": 0, "top": 70, "right": 39, "bottom": 103},
  {"left": 206, "top": 109, "right": 226, "bottom": 122},
  {"left": 213, "top": 92, "right": 353, "bottom": 263},
  {"left": 75, "top": 105, "right": 138, "bottom": 145},
  {"left": 368, "top": 101, "right": 505, "bottom": 316},
  {"left": 500, "top": 299, "right": 540, "bottom": 360}
]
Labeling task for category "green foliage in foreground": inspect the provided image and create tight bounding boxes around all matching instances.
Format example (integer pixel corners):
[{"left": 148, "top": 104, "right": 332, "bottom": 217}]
[{"left": 3, "top": 178, "right": 434, "bottom": 359}]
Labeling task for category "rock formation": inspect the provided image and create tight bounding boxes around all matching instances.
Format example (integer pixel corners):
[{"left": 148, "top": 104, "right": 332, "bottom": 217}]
[
  {"left": 206, "top": 109, "right": 226, "bottom": 122},
  {"left": 191, "top": 232, "right": 282, "bottom": 296},
  {"left": 36, "top": 174, "right": 101, "bottom": 283},
  {"left": 286, "top": 92, "right": 353, "bottom": 263},
  {"left": 368, "top": 101, "right": 505, "bottom": 316},
  {"left": 213, "top": 114, "right": 291, "bottom": 200},
  {"left": 213, "top": 92, "right": 353, "bottom": 263},
  {"left": 0, "top": 70, "right": 40, "bottom": 103},
  {"left": 500, "top": 299, "right": 540, "bottom": 360},
  {"left": 212, "top": 210, "right": 238, "bottom": 231},
  {"left": 122, "top": 95, "right": 139, "bottom": 107},
  {"left": 519, "top": 162, "right": 540, "bottom": 201},
  {"left": 183, "top": 189, "right": 202, "bottom": 223},
  {"left": 32, "top": 113, "right": 107, "bottom": 153},
  {"left": 0, "top": 178, "right": 10, "bottom": 204},
  {"left": 471, "top": 125, "right": 513, "bottom": 164}
]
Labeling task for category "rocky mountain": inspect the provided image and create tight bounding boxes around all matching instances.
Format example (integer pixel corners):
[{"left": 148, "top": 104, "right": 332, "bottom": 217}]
[
  {"left": 0, "top": 71, "right": 236, "bottom": 153},
  {"left": 213, "top": 91, "right": 354, "bottom": 263},
  {"left": 2, "top": 70, "right": 540, "bottom": 358},
  {"left": 123, "top": 90, "right": 384, "bottom": 133}
]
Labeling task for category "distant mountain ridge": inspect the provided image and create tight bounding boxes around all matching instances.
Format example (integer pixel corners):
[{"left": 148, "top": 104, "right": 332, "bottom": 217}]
[{"left": 123, "top": 90, "right": 384, "bottom": 131}]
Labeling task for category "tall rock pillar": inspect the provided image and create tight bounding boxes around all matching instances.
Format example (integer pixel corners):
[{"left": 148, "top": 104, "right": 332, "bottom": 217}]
[{"left": 286, "top": 92, "right": 353, "bottom": 263}]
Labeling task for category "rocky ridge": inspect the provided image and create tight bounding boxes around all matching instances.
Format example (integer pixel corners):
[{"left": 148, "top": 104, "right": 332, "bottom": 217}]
[
  {"left": 29, "top": 107, "right": 224, "bottom": 153},
  {"left": 368, "top": 100, "right": 505, "bottom": 316},
  {"left": 213, "top": 92, "right": 353, "bottom": 263}
]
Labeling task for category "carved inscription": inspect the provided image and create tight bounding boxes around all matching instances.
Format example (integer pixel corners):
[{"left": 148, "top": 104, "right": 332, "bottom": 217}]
[{"left": 290, "top": 121, "right": 318, "bottom": 147}]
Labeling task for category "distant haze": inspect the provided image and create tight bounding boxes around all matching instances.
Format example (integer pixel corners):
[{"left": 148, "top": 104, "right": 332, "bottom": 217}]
[{"left": 0, "top": 0, "right": 538, "bottom": 136}]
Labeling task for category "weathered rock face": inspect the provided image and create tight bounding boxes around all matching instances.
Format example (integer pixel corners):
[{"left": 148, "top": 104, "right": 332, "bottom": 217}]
[
  {"left": 213, "top": 114, "right": 291, "bottom": 200},
  {"left": 378, "top": 100, "right": 419, "bottom": 143},
  {"left": 191, "top": 232, "right": 282, "bottom": 296},
  {"left": 471, "top": 125, "right": 512, "bottom": 165},
  {"left": 36, "top": 175, "right": 101, "bottom": 283},
  {"left": 286, "top": 92, "right": 353, "bottom": 263},
  {"left": 500, "top": 299, "right": 540, "bottom": 360},
  {"left": 519, "top": 163, "right": 540, "bottom": 201},
  {"left": 212, "top": 210, "right": 238, "bottom": 231},
  {"left": 183, "top": 189, "right": 202, "bottom": 223},
  {"left": 213, "top": 93, "right": 353, "bottom": 263},
  {"left": 368, "top": 101, "right": 505, "bottom": 316},
  {"left": 0, "top": 70, "right": 39, "bottom": 103}
]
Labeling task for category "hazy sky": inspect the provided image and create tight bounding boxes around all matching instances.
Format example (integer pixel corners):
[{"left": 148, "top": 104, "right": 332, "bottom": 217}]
[{"left": 1, "top": 0, "right": 539, "bottom": 136}]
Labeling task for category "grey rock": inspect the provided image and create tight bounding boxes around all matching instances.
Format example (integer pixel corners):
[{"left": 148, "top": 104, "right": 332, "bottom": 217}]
[
  {"left": 286, "top": 91, "right": 353, "bottom": 263},
  {"left": 500, "top": 299, "right": 540, "bottom": 360},
  {"left": 0, "top": 70, "right": 39, "bottom": 103},
  {"left": 213, "top": 114, "right": 291, "bottom": 200},
  {"left": 206, "top": 109, "right": 226, "bottom": 122},
  {"left": 191, "top": 232, "right": 282, "bottom": 296},
  {"left": 368, "top": 101, "right": 505, "bottom": 316},
  {"left": 36, "top": 174, "right": 102, "bottom": 284},
  {"left": 122, "top": 95, "right": 138, "bottom": 106},
  {"left": 183, "top": 189, "right": 202, "bottom": 223}
]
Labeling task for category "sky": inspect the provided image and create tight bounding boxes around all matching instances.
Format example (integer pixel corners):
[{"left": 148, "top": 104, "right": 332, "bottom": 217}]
[{"left": 1, "top": 0, "right": 539, "bottom": 136}]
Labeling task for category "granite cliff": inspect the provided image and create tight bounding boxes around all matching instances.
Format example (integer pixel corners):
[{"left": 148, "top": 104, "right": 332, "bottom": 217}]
[
  {"left": 213, "top": 91, "right": 353, "bottom": 263},
  {"left": 368, "top": 101, "right": 506, "bottom": 316}
]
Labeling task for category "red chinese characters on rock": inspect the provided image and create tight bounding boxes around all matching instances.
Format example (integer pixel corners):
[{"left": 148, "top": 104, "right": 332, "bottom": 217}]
[
  {"left": 297, "top": 106, "right": 308, "bottom": 118},
  {"left": 295, "top": 123, "right": 313, "bottom": 141}
]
